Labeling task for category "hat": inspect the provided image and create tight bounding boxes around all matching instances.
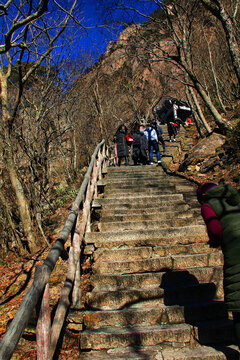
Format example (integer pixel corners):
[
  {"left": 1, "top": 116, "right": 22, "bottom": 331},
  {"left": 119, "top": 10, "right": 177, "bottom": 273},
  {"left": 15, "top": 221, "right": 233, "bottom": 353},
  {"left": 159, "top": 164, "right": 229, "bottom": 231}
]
[{"left": 196, "top": 182, "right": 217, "bottom": 203}]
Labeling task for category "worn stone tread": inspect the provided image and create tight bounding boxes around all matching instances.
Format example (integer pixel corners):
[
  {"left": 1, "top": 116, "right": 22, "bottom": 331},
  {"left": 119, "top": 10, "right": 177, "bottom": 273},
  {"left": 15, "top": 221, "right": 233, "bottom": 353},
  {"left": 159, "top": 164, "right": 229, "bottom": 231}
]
[
  {"left": 93, "top": 244, "right": 217, "bottom": 262},
  {"left": 100, "top": 203, "right": 191, "bottom": 214},
  {"left": 81, "top": 300, "right": 228, "bottom": 329},
  {"left": 86, "top": 282, "right": 222, "bottom": 310},
  {"left": 100, "top": 209, "right": 200, "bottom": 223},
  {"left": 99, "top": 217, "right": 202, "bottom": 232},
  {"left": 93, "top": 252, "right": 223, "bottom": 275},
  {"left": 79, "top": 323, "right": 192, "bottom": 350},
  {"left": 91, "top": 267, "right": 223, "bottom": 290},
  {"left": 85, "top": 225, "right": 207, "bottom": 245},
  {"left": 78, "top": 345, "right": 239, "bottom": 360}
]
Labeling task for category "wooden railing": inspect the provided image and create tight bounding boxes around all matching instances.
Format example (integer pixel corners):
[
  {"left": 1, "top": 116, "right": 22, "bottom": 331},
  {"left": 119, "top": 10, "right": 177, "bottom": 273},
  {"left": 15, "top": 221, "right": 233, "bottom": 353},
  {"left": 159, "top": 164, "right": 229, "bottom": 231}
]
[{"left": 0, "top": 140, "right": 115, "bottom": 360}]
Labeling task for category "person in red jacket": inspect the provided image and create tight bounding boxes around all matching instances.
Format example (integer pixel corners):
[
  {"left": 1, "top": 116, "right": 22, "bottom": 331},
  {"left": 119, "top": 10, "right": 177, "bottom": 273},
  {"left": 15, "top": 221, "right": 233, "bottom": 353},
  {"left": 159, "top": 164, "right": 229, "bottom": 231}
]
[{"left": 197, "top": 182, "right": 222, "bottom": 248}]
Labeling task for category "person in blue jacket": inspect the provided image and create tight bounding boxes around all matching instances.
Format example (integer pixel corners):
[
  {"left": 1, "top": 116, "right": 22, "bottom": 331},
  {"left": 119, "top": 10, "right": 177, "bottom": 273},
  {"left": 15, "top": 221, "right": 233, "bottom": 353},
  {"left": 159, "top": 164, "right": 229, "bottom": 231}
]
[{"left": 144, "top": 122, "right": 162, "bottom": 165}]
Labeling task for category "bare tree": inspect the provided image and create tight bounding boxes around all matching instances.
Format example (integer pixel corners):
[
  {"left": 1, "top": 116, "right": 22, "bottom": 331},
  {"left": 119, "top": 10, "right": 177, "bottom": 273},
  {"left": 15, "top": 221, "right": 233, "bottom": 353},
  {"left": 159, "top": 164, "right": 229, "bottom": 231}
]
[
  {"left": 200, "top": 0, "right": 240, "bottom": 86},
  {"left": 0, "top": 0, "right": 78, "bottom": 253}
]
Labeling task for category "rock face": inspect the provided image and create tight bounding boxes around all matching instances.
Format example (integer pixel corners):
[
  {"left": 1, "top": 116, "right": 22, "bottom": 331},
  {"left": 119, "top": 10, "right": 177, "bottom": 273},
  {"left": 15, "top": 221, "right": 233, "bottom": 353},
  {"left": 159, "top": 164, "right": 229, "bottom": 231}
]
[
  {"left": 179, "top": 133, "right": 226, "bottom": 171},
  {"left": 71, "top": 139, "right": 238, "bottom": 359}
]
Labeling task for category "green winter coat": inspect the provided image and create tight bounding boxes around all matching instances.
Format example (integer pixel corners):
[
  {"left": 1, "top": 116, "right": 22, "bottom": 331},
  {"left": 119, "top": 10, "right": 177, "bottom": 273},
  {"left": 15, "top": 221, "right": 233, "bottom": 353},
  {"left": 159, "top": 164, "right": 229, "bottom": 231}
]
[{"left": 204, "top": 183, "right": 240, "bottom": 312}]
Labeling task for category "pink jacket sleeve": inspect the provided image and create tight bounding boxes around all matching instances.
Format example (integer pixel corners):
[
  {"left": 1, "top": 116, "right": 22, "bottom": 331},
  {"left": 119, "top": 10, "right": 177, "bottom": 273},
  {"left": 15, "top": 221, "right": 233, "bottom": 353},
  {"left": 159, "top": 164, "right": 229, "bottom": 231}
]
[{"left": 201, "top": 203, "right": 223, "bottom": 248}]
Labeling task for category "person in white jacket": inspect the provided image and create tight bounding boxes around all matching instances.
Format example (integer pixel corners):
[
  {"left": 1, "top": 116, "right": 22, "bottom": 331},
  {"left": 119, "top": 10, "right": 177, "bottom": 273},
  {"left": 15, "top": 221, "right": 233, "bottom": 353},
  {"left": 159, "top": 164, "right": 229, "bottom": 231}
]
[{"left": 144, "top": 123, "right": 162, "bottom": 165}]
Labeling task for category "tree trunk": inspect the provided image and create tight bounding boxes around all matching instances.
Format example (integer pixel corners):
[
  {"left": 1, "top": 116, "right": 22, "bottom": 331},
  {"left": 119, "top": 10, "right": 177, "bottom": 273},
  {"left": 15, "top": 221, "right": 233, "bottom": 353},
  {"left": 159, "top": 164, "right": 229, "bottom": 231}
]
[
  {"left": 203, "top": 29, "right": 226, "bottom": 113},
  {"left": 0, "top": 74, "right": 38, "bottom": 253},
  {"left": 0, "top": 189, "right": 25, "bottom": 254},
  {"left": 6, "top": 152, "right": 38, "bottom": 253},
  {"left": 188, "top": 86, "right": 212, "bottom": 134},
  {"left": 200, "top": 0, "right": 240, "bottom": 86},
  {"left": 185, "top": 87, "right": 204, "bottom": 138},
  {"left": 193, "top": 78, "right": 230, "bottom": 132}
]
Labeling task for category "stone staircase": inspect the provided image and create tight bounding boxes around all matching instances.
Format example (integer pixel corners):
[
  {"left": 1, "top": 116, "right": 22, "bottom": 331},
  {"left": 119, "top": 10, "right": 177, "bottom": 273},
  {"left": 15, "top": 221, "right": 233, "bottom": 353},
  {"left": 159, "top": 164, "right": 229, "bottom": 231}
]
[{"left": 77, "top": 165, "right": 239, "bottom": 359}]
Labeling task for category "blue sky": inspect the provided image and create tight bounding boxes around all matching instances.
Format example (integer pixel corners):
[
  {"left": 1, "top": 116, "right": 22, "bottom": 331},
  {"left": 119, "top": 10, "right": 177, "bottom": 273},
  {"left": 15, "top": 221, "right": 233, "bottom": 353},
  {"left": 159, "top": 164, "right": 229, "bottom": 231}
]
[
  {"left": 0, "top": 0, "right": 159, "bottom": 76},
  {"left": 77, "top": 0, "right": 159, "bottom": 61}
]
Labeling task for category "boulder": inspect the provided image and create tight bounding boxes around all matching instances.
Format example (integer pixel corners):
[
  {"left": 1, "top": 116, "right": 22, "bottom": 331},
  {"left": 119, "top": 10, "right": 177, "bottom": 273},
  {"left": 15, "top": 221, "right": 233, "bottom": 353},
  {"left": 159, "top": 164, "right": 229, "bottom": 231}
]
[{"left": 179, "top": 133, "right": 226, "bottom": 171}]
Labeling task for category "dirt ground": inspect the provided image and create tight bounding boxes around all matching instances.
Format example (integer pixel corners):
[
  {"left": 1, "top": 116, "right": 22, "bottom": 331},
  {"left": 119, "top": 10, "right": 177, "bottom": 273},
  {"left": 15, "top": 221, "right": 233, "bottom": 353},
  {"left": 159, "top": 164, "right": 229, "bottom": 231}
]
[{"left": 0, "top": 204, "right": 82, "bottom": 359}]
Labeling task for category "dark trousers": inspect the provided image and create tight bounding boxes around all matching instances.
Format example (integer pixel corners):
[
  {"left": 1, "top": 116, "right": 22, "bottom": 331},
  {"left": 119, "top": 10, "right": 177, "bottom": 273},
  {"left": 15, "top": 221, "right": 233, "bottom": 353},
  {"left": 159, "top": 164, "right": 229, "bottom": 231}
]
[
  {"left": 118, "top": 156, "right": 128, "bottom": 166},
  {"left": 149, "top": 140, "right": 161, "bottom": 163},
  {"left": 233, "top": 312, "right": 240, "bottom": 351},
  {"left": 158, "top": 136, "right": 165, "bottom": 152}
]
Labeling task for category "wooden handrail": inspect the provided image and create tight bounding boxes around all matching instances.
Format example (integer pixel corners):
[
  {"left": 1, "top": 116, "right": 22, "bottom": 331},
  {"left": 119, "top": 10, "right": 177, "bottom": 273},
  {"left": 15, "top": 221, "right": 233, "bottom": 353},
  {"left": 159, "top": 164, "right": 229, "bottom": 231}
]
[{"left": 0, "top": 140, "right": 115, "bottom": 360}]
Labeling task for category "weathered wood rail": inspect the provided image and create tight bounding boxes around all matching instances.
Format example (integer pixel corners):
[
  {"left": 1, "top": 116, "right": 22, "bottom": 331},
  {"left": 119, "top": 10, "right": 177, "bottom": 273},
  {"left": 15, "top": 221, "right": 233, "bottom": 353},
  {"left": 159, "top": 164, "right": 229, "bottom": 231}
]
[{"left": 0, "top": 140, "right": 115, "bottom": 360}]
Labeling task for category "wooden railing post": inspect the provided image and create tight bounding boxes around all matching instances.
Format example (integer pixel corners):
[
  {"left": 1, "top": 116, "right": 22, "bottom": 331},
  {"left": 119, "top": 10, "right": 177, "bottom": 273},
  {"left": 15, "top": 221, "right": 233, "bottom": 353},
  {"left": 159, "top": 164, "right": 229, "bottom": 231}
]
[
  {"left": 36, "top": 283, "right": 51, "bottom": 360},
  {"left": 85, "top": 181, "right": 91, "bottom": 233},
  {"left": 72, "top": 217, "right": 81, "bottom": 309},
  {"left": 49, "top": 247, "right": 75, "bottom": 358}
]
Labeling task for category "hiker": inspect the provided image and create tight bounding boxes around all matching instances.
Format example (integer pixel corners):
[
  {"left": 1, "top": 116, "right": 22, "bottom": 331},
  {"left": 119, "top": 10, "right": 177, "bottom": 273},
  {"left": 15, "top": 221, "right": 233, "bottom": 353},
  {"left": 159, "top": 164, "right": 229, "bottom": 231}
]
[
  {"left": 186, "top": 117, "right": 193, "bottom": 126},
  {"left": 132, "top": 125, "right": 148, "bottom": 165},
  {"left": 167, "top": 120, "right": 177, "bottom": 142},
  {"left": 153, "top": 120, "right": 165, "bottom": 153},
  {"left": 197, "top": 182, "right": 240, "bottom": 349},
  {"left": 174, "top": 117, "right": 185, "bottom": 135},
  {"left": 114, "top": 124, "right": 129, "bottom": 166},
  {"left": 144, "top": 122, "right": 162, "bottom": 165}
]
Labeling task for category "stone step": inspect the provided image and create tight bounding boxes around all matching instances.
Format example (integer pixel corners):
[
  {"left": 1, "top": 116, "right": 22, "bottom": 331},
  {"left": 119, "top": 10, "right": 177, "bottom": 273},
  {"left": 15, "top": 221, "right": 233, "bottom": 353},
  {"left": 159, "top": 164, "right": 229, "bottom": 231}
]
[
  {"left": 99, "top": 217, "right": 202, "bottom": 232},
  {"left": 102, "top": 169, "right": 187, "bottom": 177},
  {"left": 93, "top": 243, "right": 214, "bottom": 262},
  {"left": 99, "top": 193, "right": 184, "bottom": 203},
  {"left": 104, "top": 184, "right": 195, "bottom": 195},
  {"left": 79, "top": 320, "right": 234, "bottom": 351},
  {"left": 106, "top": 167, "right": 165, "bottom": 174},
  {"left": 104, "top": 172, "right": 187, "bottom": 179},
  {"left": 94, "top": 198, "right": 186, "bottom": 210},
  {"left": 85, "top": 225, "right": 208, "bottom": 248},
  {"left": 93, "top": 252, "right": 223, "bottom": 275},
  {"left": 91, "top": 267, "right": 223, "bottom": 291},
  {"left": 100, "top": 209, "right": 201, "bottom": 223},
  {"left": 104, "top": 186, "right": 176, "bottom": 196},
  {"left": 100, "top": 204, "right": 191, "bottom": 216},
  {"left": 78, "top": 344, "right": 239, "bottom": 360},
  {"left": 86, "top": 283, "right": 221, "bottom": 310},
  {"left": 103, "top": 188, "right": 195, "bottom": 199},
  {"left": 102, "top": 177, "right": 190, "bottom": 186},
  {"left": 80, "top": 300, "right": 228, "bottom": 330},
  {"left": 79, "top": 323, "right": 193, "bottom": 350}
]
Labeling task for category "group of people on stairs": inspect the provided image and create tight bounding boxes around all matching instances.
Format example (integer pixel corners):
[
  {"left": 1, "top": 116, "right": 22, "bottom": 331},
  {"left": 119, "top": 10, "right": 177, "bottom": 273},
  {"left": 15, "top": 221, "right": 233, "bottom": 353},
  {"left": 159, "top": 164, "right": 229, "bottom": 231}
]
[
  {"left": 114, "top": 121, "right": 168, "bottom": 167},
  {"left": 115, "top": 119, "right": 240, "bottom": 353}
]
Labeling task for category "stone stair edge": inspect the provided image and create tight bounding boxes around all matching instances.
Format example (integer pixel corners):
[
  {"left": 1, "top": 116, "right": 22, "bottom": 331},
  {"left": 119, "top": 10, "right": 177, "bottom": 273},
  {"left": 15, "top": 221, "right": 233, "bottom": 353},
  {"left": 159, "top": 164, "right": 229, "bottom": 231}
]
[{"left": 78, "top": 344, "right": 239, "bottom": 360}]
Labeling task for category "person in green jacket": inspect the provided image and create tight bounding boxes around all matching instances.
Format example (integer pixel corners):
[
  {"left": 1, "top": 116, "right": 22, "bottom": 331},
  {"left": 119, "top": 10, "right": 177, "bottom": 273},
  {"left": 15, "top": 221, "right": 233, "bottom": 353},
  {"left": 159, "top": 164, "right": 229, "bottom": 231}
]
[{"left": 197, "top": 182, "right": 240, "bottom": 351}]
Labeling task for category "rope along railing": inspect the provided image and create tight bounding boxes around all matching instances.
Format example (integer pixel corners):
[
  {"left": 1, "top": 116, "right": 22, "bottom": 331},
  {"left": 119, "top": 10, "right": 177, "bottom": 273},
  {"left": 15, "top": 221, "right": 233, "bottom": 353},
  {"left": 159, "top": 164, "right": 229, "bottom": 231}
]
[{"left": 0, "top": 140, "right": 116, "bottom": 360}]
